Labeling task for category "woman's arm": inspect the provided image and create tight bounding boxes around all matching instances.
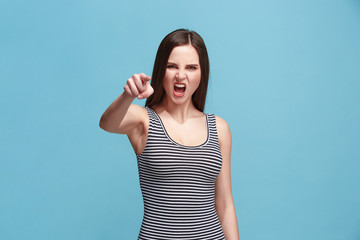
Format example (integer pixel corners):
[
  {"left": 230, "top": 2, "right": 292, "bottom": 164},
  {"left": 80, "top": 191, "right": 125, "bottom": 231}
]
[
  {"left": 215, "top": 116, "right": 240, "bottom": 240},
  {"left": 99, "top": 73, "right": 153, "bottom": 154}
]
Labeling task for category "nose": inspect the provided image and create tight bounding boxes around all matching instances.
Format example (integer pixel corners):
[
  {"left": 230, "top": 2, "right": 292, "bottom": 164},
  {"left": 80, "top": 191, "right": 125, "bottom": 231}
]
[{"left": 175, "top": 70, "right": 187, "bottom": 80}]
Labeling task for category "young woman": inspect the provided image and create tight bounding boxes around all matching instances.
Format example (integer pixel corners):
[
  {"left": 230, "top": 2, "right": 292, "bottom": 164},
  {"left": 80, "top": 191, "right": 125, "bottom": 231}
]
[{"left": 99, "top": 29, "right": 239, "bottom": 240}]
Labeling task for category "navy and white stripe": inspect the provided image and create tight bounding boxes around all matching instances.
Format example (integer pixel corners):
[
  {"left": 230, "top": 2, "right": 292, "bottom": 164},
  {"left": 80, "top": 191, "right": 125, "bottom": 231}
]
[{"left": 136, "top": 107, "right": 225, "bottom": 240}]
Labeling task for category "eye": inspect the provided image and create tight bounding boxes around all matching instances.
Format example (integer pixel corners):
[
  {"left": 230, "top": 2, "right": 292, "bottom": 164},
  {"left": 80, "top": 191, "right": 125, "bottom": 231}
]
[
  {"left": 188, "top": 65, "right": 198, "bottom": 70},
  {"left": 167, "top": 64, "right": 176, "bottom": 69}
]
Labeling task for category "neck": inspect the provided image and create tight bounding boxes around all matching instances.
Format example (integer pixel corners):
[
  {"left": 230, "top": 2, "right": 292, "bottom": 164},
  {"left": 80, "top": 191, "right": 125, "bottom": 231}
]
[{"left": 157, "top": 97, "right": 198, "bottom": 124}]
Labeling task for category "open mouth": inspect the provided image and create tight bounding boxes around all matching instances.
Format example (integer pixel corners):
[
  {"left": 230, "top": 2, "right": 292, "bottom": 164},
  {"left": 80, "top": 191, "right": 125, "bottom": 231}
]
[{"left": 174, "top": 83, "right": 186, "bottom": 93}]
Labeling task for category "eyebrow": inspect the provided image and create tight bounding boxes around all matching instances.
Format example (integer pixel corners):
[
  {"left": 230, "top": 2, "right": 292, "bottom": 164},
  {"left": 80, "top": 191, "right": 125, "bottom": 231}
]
[{"left": 167, "top": 62, "right": 199, "bottom": 66}]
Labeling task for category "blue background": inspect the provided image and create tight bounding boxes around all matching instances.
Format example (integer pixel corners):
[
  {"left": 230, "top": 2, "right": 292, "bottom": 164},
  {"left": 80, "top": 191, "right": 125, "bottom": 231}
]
[{"left": 1, "top": 0, "right": 360, "bottom": 239}]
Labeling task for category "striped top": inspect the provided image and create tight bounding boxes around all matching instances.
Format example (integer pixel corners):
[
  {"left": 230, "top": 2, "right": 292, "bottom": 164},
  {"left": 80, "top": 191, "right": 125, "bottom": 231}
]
[{"left": 136, "top": 107, "right": 225, "bottom": 240}]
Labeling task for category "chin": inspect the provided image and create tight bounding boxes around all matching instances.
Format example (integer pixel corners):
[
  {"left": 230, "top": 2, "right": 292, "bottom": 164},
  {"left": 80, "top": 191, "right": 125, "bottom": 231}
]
[{"left": 171, "top": 94, "right": 193, "bottom": 105}]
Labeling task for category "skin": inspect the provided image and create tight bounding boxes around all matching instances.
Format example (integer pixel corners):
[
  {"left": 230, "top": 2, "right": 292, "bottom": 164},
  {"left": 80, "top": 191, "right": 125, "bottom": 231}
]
[{"left": 99, "top": 44, "right": 239, "bottom": 239}]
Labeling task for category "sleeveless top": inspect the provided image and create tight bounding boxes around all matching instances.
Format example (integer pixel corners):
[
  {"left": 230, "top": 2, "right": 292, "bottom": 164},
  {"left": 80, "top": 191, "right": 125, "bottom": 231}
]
[{"left": 136, "top": 107, "right": 226, "bottom": 240}]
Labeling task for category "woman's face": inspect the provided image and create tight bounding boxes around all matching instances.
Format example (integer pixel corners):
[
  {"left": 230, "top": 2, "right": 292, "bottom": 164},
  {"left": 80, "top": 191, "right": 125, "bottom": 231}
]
[{"left": 163, "top": 44, "right": 201, "bottom": 106}]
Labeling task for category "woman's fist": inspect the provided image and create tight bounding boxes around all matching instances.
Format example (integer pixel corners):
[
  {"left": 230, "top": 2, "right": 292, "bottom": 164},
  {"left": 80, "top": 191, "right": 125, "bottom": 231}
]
[{"left": 124, "top": 73, "right": 154, "bottom": 99}]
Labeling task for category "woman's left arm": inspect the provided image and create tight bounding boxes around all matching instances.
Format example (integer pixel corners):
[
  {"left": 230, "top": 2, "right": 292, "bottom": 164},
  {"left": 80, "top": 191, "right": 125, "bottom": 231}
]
[{"left": 215, "top": 116, "right": 240, "bottom": 240}]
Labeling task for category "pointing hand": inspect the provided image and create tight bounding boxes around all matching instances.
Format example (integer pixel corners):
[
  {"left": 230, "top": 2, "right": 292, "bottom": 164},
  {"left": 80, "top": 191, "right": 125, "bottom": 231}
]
[{"left": 124, "top": 73, "right": 154, "bottom": 99}]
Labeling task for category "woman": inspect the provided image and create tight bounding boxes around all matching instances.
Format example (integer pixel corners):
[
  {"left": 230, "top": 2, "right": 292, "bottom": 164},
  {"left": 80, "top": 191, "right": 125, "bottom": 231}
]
[{"left": 99, "top": 29, "right": 239, "bottom": 239}]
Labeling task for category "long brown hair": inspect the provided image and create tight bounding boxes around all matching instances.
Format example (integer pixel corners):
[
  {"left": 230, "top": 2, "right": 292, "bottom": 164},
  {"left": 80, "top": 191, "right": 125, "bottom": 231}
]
[{"left": 145, "top": 29, "right": 210, "bottom": 112}]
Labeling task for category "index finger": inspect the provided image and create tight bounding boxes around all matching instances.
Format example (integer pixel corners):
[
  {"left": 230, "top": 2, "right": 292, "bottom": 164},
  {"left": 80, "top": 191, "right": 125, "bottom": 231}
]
[{"left": 140, "top": 73, "right": 151, "bottom": 82}]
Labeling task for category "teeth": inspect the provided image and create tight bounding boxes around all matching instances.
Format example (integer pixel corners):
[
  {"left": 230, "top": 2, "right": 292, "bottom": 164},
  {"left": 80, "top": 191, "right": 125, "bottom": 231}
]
[{"left": 175, "top": 83, "right": 185, "bottom": 88}]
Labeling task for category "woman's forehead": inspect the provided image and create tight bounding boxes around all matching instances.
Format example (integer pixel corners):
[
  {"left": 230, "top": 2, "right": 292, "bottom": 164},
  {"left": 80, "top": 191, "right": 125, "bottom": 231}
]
[{"left": 168, "top": 45, "right": 199, "bottom": 64}]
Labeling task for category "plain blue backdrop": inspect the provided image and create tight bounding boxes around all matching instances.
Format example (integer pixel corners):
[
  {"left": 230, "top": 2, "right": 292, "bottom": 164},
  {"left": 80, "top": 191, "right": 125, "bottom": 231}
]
[{"left": 1, "top": 0, "right": 360, "bottom": 239}]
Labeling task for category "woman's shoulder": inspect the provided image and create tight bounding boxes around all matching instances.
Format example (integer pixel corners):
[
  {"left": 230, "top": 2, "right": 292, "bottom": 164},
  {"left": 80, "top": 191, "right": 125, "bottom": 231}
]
[
  {"left": 213, "top": 115, "right": 231, "bottom": 143},
  {"left": 213, "top": 115, "right": 230, "bottom": 130},
  {"left": 130, "top": 103, "right": 148, "bottom": 115},
  {"left": 126, "top": 104, "right": 150, "bottom": 126}
]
